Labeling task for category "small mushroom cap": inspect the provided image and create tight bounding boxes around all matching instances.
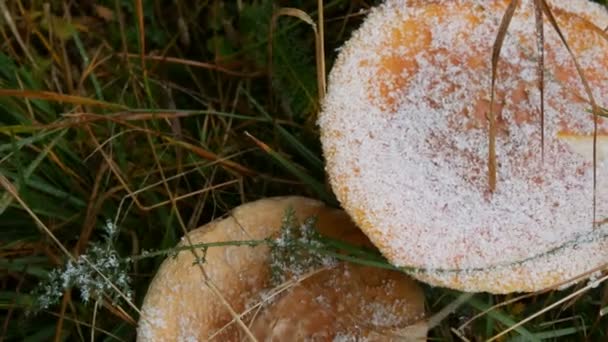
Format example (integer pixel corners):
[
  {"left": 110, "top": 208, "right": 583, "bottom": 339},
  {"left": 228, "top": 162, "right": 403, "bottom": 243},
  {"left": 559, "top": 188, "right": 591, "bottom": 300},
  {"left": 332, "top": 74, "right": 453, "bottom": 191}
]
[
  {"left": 137, "top": 196, "right": 426, "bottom": 341},
  {"left": 319, "top": 0, "right": 608, "bottom": 293}
]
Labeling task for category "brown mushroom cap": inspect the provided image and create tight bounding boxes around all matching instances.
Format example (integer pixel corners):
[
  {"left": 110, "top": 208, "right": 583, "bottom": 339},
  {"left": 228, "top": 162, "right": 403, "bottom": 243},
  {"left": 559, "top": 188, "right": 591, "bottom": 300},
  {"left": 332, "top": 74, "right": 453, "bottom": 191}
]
[
  {"left": 137, "top": 197, "right": 426, "bottom": 341},
  {"left": 319, "top": 0, "right": 608, "bottom": 293}
]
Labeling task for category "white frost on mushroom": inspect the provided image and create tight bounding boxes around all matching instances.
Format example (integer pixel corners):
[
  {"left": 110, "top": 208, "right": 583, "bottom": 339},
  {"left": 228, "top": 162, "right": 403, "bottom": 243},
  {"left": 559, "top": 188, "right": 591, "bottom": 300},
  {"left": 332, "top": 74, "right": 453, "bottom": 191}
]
[{"left": 319, "top": 0, "right": 608, "bottom": 293}]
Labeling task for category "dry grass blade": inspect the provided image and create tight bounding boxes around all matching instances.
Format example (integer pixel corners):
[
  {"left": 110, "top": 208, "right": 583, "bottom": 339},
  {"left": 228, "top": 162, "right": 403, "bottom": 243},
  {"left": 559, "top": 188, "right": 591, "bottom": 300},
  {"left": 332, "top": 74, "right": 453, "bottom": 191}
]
[
  {"left": 54, "top": 294, "right": 68, "bottom": 342},
  {"left": 0, "top": 0, "right": 36, "bottom": 67},
  {"left": 0, "top": 130, "right": 68, "bottom": 216},
  {"left": 451, "top": 327, "right": 472, "bottom": 342},
  {"left": 162, "top": 136, "right": 257, "bottom": 176},
  {"left": 135, "top": 0, "right": 145, "bottom": 75},
  {"left": 270, "top": 7, "right": 326, "bottom": 105},
  {"left": 488, "top": 0, "right": 519, "bottom": 193},
  {"left": 458, "top": 261, "right": 608, "bottom": 333},
  {"left": 0, "top": 173, "right": 74, "bottom": 261},
  {"left": 90, "top": 300, "right": 100, "bottom": 342},
  {"left": 317, "top": 0, "right": 327, "bottom": 101},
  {"left": 569, "top": 12, "right": 608, "bottom": 43},
  {"left": 245, "top": 131, "right": 334, "bottom": 203},
  {"left": 537, "top": 0, "right": 601, "bottom": 226},
  {"left": 141, "top": 179, "right": 239, "bottom": 210},
  {"left": 0, "top": 89, "right": 128, "bottom": 109},
  {"left": 1, "top": 271, "right": 25, "bottom": 340},
  {"left": 84, "top": 125, "right": 146, "bottom": 210},
  {"left": 487, "top": 273, "right": 608, "bottom": 341},
  {"left": 145, "top": 131, "right": 258, "bottom": 342},
  {"left": 208, "top": 268, "right": 329, "bottom": 339},
  {"left": 534, "top": 0, "right": 545, "bottom": 160},
  {"left": 46, "top": 311, "right": 128, "bottom": 342},
  {"left": 426, "top": 293, "right": 474, "bottom": 332},
  {"left": 121, "top": 53, "right": 264, "bottom": 77},
  {"left": 0, "top": 173, "right": 142, "bottom": 316},
  {"left": 74, "top": 163, "right": 109, "bottom": 255}
]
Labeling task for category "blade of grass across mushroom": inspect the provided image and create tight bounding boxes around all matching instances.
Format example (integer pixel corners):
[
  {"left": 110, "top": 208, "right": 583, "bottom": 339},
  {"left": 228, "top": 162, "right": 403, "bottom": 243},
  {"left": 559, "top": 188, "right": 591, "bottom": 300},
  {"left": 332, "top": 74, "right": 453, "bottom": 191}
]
[
  {"left": 537, "top": 0, "right": 601, "bottom": 227},
  {"left": 488, "top": 0, "right": 519, "bottom": 193},
  {"left": 534, "top": 0, "right": 546, "bottom": 161},
  {"left": 240, "top": 87, "right": 324, "bottom": 173},
  {"left": 129, "top": 239, "right": 269, "bottom": 262},
  {"left": 301, "top": 246, "right": 405, "bottom": 272},
  {"left": 537, "top": 0, "right": 602, "bottom": 225},
  {"left": 245, "top": 131, "right": 336, "bottom": 205},
  {"left": 597, "top": 106, "right": 608, "bottom": 118},
  {"left": 318, "top": 235, "right": 394, "bottom": 262}
]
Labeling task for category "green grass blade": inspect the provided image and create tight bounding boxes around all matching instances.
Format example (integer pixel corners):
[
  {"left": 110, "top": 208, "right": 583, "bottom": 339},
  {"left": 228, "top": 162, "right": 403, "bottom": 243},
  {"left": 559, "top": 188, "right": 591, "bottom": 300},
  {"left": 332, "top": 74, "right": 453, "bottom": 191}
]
[
  {"left": 467, "top": 296, "right": 540, "bottom": 341},
  {"left": 241, "top": 87, "right": 324, "bottom": 171},
  {"left": 0, "top": 129, "right": 68, "bottom": 215},
  {"left": 247, "top": 132, "right": 334, "bottom": 204}
]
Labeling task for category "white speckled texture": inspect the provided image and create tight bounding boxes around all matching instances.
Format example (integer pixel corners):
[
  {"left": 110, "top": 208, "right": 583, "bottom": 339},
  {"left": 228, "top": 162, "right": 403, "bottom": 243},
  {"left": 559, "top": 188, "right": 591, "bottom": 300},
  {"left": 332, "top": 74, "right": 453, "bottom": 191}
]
[
  {"left": 319, "top": 0, "right": 608, "bottom": 293},
  {"left": 137, "top": 197, "right": 426, "bottom": 341}
]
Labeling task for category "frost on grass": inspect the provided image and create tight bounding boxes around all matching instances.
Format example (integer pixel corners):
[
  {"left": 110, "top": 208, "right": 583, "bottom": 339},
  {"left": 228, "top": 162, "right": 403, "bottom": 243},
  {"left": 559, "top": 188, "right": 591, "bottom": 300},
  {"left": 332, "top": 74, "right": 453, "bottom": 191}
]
[
  {"left": 269, "top": 207, "right": 337, "bottom": 285},
  {"left": 32, "top": 219, "right": 133, "bottom": 311}
]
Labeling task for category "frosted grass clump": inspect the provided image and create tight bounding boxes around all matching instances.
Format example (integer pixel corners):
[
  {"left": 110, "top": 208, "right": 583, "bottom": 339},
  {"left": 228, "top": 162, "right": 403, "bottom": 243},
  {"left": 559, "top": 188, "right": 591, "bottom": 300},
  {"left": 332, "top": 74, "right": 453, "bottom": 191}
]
[
  {"left": 269, "top": 208, "right": 337, "bottom": 284},
  {"left": 33, "top": 219, "right": 132, "bottom": 310}
]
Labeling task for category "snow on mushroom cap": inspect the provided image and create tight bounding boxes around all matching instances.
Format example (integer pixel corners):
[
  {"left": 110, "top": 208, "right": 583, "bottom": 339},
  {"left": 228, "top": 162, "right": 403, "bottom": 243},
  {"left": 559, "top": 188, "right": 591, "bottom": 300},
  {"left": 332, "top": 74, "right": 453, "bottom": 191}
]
[{"left": 319, "top": 0, "right": 608, "bottom": 293}]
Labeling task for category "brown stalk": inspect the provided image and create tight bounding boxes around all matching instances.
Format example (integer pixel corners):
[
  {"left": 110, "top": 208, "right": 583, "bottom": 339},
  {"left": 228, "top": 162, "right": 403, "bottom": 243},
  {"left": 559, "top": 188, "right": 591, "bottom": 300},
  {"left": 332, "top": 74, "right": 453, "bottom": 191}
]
[
  {"left": 74, "top": 163, "right": 109, "bottom": 256},
  {"left": 488, "top": 0, "right": 520, "bottom": 193},
  {"left": 533, "top": 0, "right": 545, "bottom": 161},
  {"left": 53, "top": 291, "right": 71, "bottom": 342},
  {"left": 1, "top": 271, "right": 25, "bottom": 341},
  {"left": 269, "top": 7, "right": 326, "bottom": 108},
  {"left": 135, "top": 0, "right": 146, "bottom": 76},
  {"left": 537, "top": 0, "right": 600, "bottom": 225},
  {"left": 121, "top": 53, "right": 264, "bottom": 78},
  {"left": 161, "top": 136, "right": 257, "bottom": 176},
  {"left": 0, "top": 89, "right": 128, "bottom": 109}
]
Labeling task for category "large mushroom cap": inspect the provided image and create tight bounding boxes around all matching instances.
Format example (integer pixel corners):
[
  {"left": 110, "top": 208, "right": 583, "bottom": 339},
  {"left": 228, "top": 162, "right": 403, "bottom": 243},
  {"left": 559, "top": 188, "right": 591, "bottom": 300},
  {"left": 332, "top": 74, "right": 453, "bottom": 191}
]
[
  {"left": 319, "top": 0, "right": 608, "bottom": 293},
  {"left": 137, "top": 197, "right": 426, "bottom": 341}
]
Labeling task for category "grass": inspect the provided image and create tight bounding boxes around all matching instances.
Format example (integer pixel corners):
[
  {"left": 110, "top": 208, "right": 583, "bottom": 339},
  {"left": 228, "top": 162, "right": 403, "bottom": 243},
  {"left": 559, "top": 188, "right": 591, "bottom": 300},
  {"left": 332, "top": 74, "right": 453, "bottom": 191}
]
[{"left": 0, "top": 0, "right": 608, "bottom": 341}]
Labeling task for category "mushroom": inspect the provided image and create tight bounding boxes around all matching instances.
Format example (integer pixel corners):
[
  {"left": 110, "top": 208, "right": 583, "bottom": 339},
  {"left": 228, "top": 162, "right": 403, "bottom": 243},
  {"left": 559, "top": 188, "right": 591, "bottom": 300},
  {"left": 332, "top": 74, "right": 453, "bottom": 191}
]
[
  {"left": 137, "top": 197, "right": 426, "bottom": 341},
  {"left": 319, "top": 0, "right": 608, "bottom": 293}
]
